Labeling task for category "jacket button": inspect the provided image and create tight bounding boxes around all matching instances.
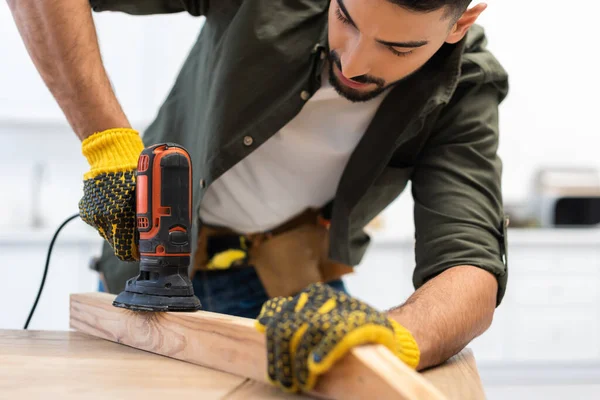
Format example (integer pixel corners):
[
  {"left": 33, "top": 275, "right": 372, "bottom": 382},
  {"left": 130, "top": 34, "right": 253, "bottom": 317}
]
[
  {"left": 200, "top": 179, "right": 206, "bottom": 188},
  {"left": 300, "top": 90, "right": 310, "bottom": 101},
  {"left": 243, "top": 136, "right": 254, "bottom": 146}
]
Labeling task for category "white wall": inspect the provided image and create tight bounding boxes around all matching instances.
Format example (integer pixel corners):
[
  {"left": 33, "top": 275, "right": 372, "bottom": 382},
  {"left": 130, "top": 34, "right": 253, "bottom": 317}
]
[
  {"left": 0, "top": 8, "right": 203, "bottom": 124},
  {"left": 475, "top": 1, "right": 600, "bottom": 201}
]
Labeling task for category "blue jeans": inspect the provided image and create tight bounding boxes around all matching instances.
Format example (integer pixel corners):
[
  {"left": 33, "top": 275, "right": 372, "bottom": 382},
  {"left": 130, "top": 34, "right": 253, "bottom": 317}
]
[{"left": 192, "top": 267, "right": 348, "bottom": 319}]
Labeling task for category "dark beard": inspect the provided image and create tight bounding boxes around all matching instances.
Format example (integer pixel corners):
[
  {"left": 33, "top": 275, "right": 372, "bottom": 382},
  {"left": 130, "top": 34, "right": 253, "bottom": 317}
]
[{"left": 327, "top": 50, "right": 388, "bottom": 103}]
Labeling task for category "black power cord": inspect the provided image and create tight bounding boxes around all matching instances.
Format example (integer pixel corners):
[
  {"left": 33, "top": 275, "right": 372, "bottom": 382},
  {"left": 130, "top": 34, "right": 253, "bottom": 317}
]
[{"left": 23, "top": 213, "right": 81, "bottom": 330}]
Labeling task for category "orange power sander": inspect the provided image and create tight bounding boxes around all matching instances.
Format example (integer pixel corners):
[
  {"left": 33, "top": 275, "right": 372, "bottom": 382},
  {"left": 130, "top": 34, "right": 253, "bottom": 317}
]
[{"left": 113, "top": 143, "right": 202, "bottom": 312}]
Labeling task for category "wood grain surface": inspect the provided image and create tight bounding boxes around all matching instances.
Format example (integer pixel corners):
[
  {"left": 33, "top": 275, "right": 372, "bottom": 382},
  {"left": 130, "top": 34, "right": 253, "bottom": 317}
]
[
  {"left": 69, "top": 292, "right": 448, "bottom": 400},
  {"left": 0, "top": 329, "right": 246, "bottom": 399},
  {"left": 420, "top": 349, "right": 486, "bottom": 400},
  {"left": 1, "top": 328, "right": 486, "bottom": 400}
]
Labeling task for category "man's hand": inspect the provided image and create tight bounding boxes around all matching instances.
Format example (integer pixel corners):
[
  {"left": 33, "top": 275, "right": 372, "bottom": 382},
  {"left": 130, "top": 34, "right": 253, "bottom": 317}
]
[
  {"left": 255, "top": 282, "right": 420, "bottom": 393},
  {"left": 79, "top": 128, "right": 145, "bottom": 261}
]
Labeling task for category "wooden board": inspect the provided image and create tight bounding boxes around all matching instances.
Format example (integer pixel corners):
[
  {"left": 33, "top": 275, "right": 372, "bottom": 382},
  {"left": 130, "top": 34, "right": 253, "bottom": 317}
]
[
  {"left": 420, "top": 349, "right": 486, "bottom": 400},
  {"left": 0, "top": 329, "right": 486, "bottom": 400},
  {"left": 0, "top": 329, "right": 247, "bottom": 399},
  {"left": 69, "top": 292, "right": 449, "bottom": 400}
]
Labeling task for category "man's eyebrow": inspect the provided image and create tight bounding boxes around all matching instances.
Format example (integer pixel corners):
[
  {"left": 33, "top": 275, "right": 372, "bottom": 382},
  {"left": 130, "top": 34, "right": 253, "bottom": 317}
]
[
  {"left": 337, "top": 0, "right": 358, "bottom": 28},
  {"left": 337, "top": 0, "right": 429, "bottom": 49},
  {"left": 376, "top": 39, "right": 429, "bottom": 48}
]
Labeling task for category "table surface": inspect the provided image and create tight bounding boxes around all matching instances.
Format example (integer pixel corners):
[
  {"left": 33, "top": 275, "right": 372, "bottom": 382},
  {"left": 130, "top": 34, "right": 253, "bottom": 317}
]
[{"left": 0, "top": 329, "right": 486, "bottom": 400}]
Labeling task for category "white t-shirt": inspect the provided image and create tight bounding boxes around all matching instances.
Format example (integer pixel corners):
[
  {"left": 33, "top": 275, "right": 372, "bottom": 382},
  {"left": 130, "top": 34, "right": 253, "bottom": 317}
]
[{"left": 199, "top": 66, "right": 390, "bottom": 233}]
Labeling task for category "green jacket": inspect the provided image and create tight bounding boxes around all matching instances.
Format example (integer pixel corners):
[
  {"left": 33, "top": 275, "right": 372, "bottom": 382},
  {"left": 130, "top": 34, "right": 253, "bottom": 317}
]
[{"left": 91, "top": 0, "right": 510, "bottom": 305}]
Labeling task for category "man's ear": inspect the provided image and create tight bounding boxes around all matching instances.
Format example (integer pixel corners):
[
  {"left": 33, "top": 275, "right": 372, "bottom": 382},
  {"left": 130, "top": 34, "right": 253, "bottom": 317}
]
[{"left": 445, "top": 3, "right": 487, "bottom": 44}]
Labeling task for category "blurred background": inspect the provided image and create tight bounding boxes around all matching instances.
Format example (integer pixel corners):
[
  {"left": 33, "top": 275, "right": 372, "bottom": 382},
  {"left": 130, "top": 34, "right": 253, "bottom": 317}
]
[{"left": 1, "top": 1, "right": 599, "bottom": 399}]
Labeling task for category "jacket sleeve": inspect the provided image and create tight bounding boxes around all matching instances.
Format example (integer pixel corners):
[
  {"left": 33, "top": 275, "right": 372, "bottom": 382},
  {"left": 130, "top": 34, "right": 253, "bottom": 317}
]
[
  {"left": 89, "top": 0, "right": 208, "bottom": 16},
  {"left": 411, "top": 79, "right": 509, "bottom": 306}
]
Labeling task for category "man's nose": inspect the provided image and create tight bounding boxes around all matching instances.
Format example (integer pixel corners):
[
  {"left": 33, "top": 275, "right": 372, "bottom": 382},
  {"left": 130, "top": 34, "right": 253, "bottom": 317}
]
[{"left": 340, "top": 37, "right": 371, "bottom": 79}]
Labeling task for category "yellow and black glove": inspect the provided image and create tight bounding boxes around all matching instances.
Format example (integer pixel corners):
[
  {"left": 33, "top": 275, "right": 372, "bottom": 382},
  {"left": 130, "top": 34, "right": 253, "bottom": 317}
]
[
  {"left": 255, "top": 282, "right": 420, "bottom": 393},
  {"left": 78, "top": 128, "right": 145, "bottom": 261}
]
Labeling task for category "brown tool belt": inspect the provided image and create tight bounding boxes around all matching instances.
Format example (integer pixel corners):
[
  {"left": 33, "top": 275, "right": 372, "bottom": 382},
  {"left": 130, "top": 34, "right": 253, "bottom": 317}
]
[{"left": 192, "top": 208, "right": 354, "bottom": 298}]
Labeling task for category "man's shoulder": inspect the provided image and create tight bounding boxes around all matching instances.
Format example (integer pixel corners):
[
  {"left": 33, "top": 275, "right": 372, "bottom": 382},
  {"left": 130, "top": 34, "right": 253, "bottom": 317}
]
[{"left": 458, "top": 24, "right": 509, "bottom": 86}]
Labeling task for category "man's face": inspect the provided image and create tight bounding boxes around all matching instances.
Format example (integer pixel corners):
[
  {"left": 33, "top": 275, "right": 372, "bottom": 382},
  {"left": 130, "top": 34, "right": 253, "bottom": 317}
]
[{"left": 327, "top": 0, "right": 459, "bottom": 102}]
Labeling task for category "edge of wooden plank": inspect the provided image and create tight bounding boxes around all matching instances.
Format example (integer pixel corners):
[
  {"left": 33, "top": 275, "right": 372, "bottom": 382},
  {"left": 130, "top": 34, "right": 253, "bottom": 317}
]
[
  {"left": 70, "top": 292, "right": 447, "bottom": 400},
  {"left": 420, "top": 348, "right": 486, "bottom": 400}
]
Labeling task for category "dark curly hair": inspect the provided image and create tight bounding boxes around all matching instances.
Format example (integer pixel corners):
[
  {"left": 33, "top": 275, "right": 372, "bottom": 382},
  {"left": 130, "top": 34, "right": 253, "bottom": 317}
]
[{"left": 388, "top": 0, "right": 472, "bottom": 21}]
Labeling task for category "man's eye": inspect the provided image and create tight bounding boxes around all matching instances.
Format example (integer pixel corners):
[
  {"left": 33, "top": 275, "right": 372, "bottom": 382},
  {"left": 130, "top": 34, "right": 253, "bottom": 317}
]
[
  {"left": 389, "top": 47, "right": 413, "bottom": 58},
  {"left": 335, "top": 8, "right": 351, "bottom": 25}
]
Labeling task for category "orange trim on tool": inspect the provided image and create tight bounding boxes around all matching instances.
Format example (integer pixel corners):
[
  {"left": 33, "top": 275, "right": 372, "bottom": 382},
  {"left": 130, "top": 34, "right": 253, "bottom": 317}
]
[
  {"left": 137, "top": 175, "right": 148, "bottom": 214},
  {"left": 137, "top": 154, "right": 149, "bottom": 172},
  {"left": 140, "top": 146, "right": 166, "bottom": 241},
  {"left": 158, "top": 206, "right": 171, "bottom": 215},
  {"left": 137, "top": 217, "right": 149, "bottom": 229}
]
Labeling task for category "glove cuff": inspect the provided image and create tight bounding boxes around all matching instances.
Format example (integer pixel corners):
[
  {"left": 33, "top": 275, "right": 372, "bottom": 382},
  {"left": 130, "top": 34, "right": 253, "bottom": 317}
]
[
  {"left": 81, "top": 128, "right": 145, "bottom": 179},
  {"left": 389, "top": 318, "right": 420, "bottom": 369}
]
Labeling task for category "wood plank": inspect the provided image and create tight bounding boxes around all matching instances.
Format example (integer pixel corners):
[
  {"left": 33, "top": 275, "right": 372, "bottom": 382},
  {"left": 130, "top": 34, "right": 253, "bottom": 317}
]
[
  {"left": 70, "top": 292, "right": 448, "bottom": 400},
  {"left": 224, "top": 379, "right": 314, "bottom": 400},
  {"left": 421, "top": 349, "right": 486, "bottom": 400},
  {"left": 0, "top": 329, "right": 246, "bottom": 400}
]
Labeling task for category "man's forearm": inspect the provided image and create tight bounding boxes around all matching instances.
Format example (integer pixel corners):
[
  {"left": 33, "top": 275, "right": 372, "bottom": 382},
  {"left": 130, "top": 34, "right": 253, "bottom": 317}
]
[
  {"left": 387, "top": 265, "right": 498, "bottom": 370},
  {"left": 7, "top": 0, "right": 130, "bottom": 140}
]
